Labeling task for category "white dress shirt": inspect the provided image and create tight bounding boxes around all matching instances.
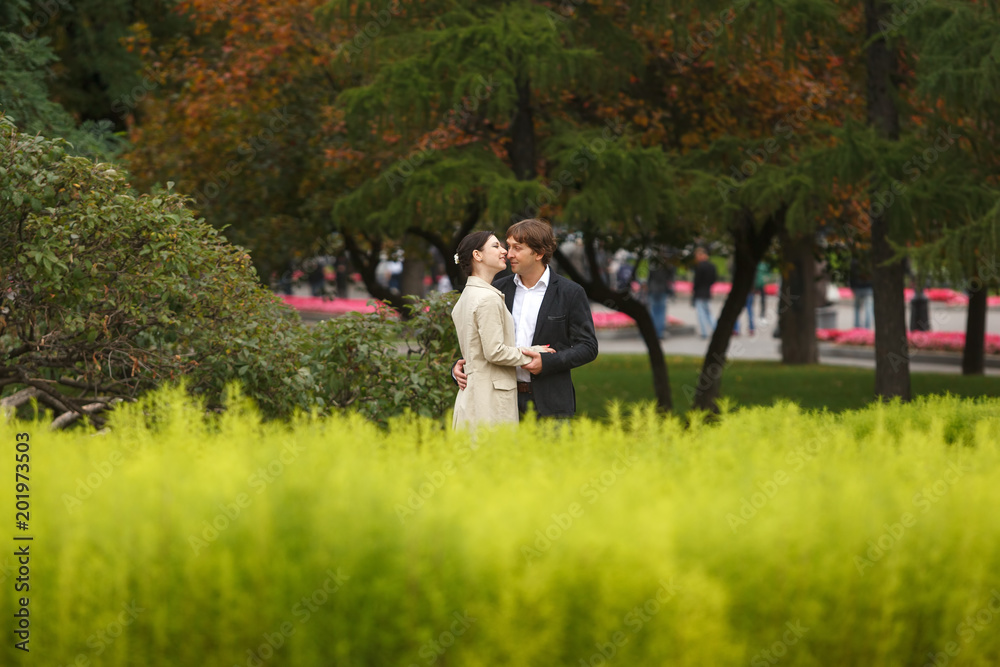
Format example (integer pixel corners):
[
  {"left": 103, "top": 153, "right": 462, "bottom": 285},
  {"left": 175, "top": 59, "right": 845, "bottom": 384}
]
[{"left": 512, "top": 266, "right": 550, "bottom": 383}]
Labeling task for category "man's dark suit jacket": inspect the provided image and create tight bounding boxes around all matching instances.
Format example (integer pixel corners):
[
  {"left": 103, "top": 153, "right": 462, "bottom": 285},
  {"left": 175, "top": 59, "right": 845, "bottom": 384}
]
[{"left": 494, "top": 271, "right": 599, "bottom": 418}]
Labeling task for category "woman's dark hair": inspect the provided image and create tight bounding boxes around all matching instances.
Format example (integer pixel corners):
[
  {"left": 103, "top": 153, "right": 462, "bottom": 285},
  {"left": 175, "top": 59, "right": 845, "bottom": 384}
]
[{"left": 455, "top": 230, "right": 497, "bottom": 278}]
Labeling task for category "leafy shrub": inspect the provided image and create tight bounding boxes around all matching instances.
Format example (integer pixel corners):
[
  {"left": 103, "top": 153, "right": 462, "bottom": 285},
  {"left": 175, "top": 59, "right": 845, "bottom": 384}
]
[
  {"left": 0, "top": 114, "right": 302, "bottom": 425},
  {"left": 305, "top": 293, "right": 460, "bottom": 425},
  {"left": 0, "top": 116, "right": 461, "bottom": 426},
  {"left": 6, "top": 389, "right": 1000, "bottom": 665}
]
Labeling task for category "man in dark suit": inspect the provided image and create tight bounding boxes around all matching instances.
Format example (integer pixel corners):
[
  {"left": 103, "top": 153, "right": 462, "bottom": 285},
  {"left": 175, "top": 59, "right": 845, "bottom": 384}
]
[{"left": 453, "top": 219, "right": 599, "bottom": 418}]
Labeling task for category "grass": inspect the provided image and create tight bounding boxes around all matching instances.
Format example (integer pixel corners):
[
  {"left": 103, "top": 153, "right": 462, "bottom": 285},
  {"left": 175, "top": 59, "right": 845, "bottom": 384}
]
[{"left": 574, "top": 354, "right": 1000, "bottom": 419}]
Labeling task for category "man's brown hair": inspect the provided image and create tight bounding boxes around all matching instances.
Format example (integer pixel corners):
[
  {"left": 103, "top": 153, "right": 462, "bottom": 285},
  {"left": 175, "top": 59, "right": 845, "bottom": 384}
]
[{"left": 505, "top": 218, "right": 557, "bottom": 266}]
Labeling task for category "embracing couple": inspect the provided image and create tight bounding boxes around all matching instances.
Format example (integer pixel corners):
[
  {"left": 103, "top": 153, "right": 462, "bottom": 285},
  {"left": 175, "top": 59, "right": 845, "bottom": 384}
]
[{"left": 451, "top": 218, "right": 599, "bottom": 430}]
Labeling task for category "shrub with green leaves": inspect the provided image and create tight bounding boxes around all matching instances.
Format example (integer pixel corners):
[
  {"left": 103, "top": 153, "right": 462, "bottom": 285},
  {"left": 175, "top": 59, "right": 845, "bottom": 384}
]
[
  {"left": 0, "top": 116, "right": 462, "bottom": 426},
  {"left": 306, "top": 293, "right": 461, "bottom": 424},
  {"left": 0, "top": 114, "right": 306, "bottom": 425},
  {"left": 5, "top": 388, "right": 1000, "bottom": 665}
]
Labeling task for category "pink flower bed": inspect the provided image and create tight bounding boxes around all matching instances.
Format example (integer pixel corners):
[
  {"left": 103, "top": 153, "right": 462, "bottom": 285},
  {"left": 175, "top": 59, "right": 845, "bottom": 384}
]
[
  {"left": 280, "top": 296, "right": 380, "bottom": 315},
  {"left": 817, "top": 328, "right": 1000, "bottom": 355},
  {"left": 589, "top": 311, "right": 685, "bottom": 330},
  {"left": 674, "top": 282, "right": 998, "bottom": 306},
  {"left": 283, "top": 296, "right": 678, "bottom": 331}
]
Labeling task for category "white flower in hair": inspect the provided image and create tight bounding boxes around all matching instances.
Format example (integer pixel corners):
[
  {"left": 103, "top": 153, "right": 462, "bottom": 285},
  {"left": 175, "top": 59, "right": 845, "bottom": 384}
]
[{"left": 454, "top": 253, "right": 460, "bottom": 265}]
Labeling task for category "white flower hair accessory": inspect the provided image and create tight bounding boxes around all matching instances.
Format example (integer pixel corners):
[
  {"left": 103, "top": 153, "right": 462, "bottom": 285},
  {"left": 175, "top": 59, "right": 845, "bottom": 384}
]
[{"left": 454, "top": 253, "right": 460, "bottom": 265}]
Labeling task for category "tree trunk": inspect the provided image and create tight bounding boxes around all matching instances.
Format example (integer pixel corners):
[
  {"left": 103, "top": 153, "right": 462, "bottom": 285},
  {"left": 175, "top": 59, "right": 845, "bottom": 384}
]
[
  {"left": 509, "top": 74, "right": 537, "bottom": 181},
  {"left": 962, "top": 282, "right": 988, "bottom": 375},
  {"left": 693, "top": 208, "right": 782, "bottom": 412},
  {"left": 555, "top": 230, "right": 672, "bottom": 412},
  {"left": 865, "top": 0, "right": 911, "bottom": 401},
  {"left": 407, "top": 201, "right": 480, "bottom": 292},
  {"left": 341, "top": 234, "right": 407, "bottom": 312},
  {"left": 400, "top": 255, "right": 426, "bottom": 299},
  {"left": 777, "top": 229, "right": 818, "bottom": 364}
]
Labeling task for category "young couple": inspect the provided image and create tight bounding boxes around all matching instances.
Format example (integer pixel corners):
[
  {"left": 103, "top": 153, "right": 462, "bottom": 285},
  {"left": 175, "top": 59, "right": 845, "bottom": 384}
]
[{"left": 451, "top": 219, "right": 599, "bottom": 430}]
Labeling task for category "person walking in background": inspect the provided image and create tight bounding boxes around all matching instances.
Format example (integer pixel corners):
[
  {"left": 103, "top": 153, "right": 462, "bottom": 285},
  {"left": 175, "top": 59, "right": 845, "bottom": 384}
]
[
  {"left": 646, "top": 251, "right": 675, "bottom": 340},
  {"left": 335, "top": 253, "right": 350, "bottom": 298},
  {"left": 692, "top": 247, "right": 717, "bottom": 339},
  {"left": 453, "top": 219, "right": 599, "bottom": 418},
  {"left": 450, "top": 231, "right": 551, "bottom": 430},
  {"left": 850, "top": 255, "right": 874, "bottom": 329},
  {"left": 755, "top": 261, "right": 770, "bottom": 324}
]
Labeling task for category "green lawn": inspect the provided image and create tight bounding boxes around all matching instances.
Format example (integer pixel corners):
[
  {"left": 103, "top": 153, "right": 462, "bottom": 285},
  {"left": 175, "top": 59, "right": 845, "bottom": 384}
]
[{"left": 574, "top": 354, "right": 1000, "bottom": 418}]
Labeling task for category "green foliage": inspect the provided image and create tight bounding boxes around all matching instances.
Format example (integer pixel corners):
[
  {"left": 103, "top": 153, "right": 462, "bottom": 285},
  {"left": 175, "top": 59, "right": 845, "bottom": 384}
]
[
  {"left": 7, "top": 389, "right": 1000, "bottom": 664},
  {"left": 327, "top": 0, "right": 604, "bottom": 138},
  {"left": 0, "top": 32, "right": 123, "bottom": 160},
  {"left": 0, "top": 114, "right": 296, "bottom": 423},
  {"left": 305, "top": 292, "right": 461, "bottom": 425},
  {"left": 904, "top": 1, "right": 1000, "bottom": 118},
  {"left": 0, "top": 116, "right": 468, "bottom": 426}
]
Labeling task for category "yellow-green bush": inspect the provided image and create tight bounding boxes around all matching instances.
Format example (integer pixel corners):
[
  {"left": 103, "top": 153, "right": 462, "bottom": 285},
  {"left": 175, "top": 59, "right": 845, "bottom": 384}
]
[{"left": 4, "top": 388, "right": 1000, "bottom": 666}]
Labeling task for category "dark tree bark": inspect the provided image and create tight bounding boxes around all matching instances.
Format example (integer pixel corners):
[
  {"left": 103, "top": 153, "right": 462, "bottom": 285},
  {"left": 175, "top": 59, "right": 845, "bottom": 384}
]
[
  {"left": 865, "top": 0, "right": 911, "bottom": 401},
  {"left": 509, "top": 74, "right": 537, "bottom": 181},
  {"left": 692, "top": 208, "right": 783, "bottom": 412},
  {"left": 407, "top": 200, "right": 480, "bottom": 292},
  {"left": 777, "top": 229, "right": 818, "bottom": 364},
  {"left": 400, "top": 254, "right": 426, "bottom": 298},
  {"left": 962, "top": 282, "right": 988, "bottom": 375},
  {"left": 555, "top": 229, "right": 673, "bottom": 412},
  {"left": 342, "top": 234, "right": 407, "bottom": 312}
]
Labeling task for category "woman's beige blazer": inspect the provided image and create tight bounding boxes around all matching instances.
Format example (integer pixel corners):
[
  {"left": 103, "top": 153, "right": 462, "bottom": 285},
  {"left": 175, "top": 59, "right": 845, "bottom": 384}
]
[{"left": 451, "top": 276, "right": 531, "bottom": 429}]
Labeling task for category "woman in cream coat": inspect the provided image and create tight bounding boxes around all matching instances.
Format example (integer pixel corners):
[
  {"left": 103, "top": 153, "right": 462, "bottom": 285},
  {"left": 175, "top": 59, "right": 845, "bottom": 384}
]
[{"left": 451, "top": 231, "right": 551, "bottom": 430}]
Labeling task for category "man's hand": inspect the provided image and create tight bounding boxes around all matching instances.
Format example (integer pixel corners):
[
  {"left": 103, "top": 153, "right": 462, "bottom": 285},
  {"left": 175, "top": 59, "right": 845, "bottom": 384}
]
[
  {"left": 453, "top": 358, "right": 468, "bottom": 390},
  {"left": 521, "top": 345, "right": 555, "bottom": 375}
]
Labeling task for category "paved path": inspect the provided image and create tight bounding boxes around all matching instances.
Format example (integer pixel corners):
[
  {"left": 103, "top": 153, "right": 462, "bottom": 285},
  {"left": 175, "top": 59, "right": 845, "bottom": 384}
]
[
  {"left": 595, "top": 294, "right": 1000, "bottom": 376},
  {"left": 298, "top": 283, "right": 1000, "bottom": 376}
]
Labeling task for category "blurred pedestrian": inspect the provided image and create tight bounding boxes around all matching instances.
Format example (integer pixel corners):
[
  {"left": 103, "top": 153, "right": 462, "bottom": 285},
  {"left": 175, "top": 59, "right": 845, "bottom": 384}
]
[
  {"left": 850, "top": 255, "right": 874, "bottom": 329},
  {"left": 647, "top": 253, "right": 675, "bottom": 339},
  {"left": 335, "top": 253, "right": 350, "bottom": 299},
  {"left": 692, "top": 247, "right": 717, "bottom": 339},
  {"left": 755, "top": 261, "right": 770, "bottom": 323}
]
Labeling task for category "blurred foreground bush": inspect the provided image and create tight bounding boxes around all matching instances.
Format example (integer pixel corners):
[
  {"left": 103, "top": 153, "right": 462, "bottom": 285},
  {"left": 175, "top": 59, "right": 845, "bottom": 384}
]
[{"left": 4, "top": 388, "right": 1000, "bottom": 665}]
